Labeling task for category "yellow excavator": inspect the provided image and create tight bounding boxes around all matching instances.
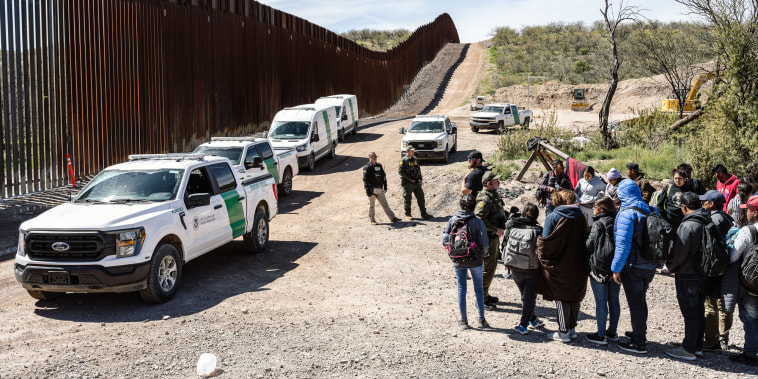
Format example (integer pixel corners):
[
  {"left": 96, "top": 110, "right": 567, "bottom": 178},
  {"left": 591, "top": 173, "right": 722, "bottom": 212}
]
[
  {"left": 570, "top": 88, "right": 591, "bottom": 111},
  {"left": 661, "top": 73, "right": 715, "bottom": 112}
]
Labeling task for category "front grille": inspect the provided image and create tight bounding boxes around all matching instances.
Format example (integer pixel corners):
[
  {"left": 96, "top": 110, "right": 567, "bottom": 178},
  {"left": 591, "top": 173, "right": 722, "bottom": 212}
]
[
  {"left": 26, "top": 232, "right": 115, "bottom": 261},
  {"left": 471, "top": 117, "right": 495, "bottom": 123},
  {"left": 409, "top": 141, "right": 437, "bottom": 150}
]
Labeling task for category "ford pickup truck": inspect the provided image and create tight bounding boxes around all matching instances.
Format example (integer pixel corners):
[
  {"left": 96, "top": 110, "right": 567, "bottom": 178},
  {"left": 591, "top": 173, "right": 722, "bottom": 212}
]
[
  {"left": 194, "top": 137, "right": 299, "bottom": 196},
  {"left": 469, "top": 103, "right": 532, "bottom": 133},
  {"left": 14, "top": 154, "right": 278, "bottom": 303},
  {"left": 398, "top": 114, "right": 457, "bottom": 163}
]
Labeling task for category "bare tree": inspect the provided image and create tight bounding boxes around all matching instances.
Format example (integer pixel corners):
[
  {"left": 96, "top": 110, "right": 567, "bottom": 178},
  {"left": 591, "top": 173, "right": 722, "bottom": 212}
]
[{"left": 599, "top": 0, "right": 644, "bottom": 149}]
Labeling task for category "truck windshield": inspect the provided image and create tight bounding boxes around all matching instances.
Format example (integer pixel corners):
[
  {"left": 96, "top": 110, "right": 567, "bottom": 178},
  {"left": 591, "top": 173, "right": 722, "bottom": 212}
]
[
  {"left": 481, "top": 106, "right": 504, "bottom": 113},
  {"left": 268, "top": 121, "right": 310, "bottom": 140},
  {"left": 193, "top": 146, "right": 243, "bottom": 164},
  {"left": 76, "top": 169, "right": 183, "bottom": 203},
  {"left": 407, "top": 121, "right": 445, "bottom": 133}
]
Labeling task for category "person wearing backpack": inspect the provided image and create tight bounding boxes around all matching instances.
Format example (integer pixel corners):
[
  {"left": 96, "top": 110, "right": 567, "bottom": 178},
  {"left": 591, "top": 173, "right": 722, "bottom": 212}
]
[
  {"left": 727, "top": 196, "right": 758, "bottom": 366},
  {"left": 442, "top": 194, "right": 490, "bottom": 330},
  {"left": 700, "top": 190, "right": 736, "bottom": 352},
  {"left": 611, "top": 179, "right": 658, "bottom": 354},
  {"left": 657, "top": 168, "right": 694, "bottom": 230},
  {"left": 502, "top": 203, "right": 545, "bottom": 335},
  {"left": 626, "top": 162, "right": 656, "bottom": 204},
  {"left": 585, "top": 196, "right": 620, "bottom": 345},
  {"left": 665, "top": 192, "right": 711, "bottom": 361}
]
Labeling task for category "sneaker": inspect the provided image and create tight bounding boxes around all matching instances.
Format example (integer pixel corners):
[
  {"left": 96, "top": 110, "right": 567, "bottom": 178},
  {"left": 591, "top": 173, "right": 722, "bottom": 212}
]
[
  {"left": 667, "top": 346, "right": 696, "bottom": 361},
  {"left": 391, "top": 217, "right": 401, "bottom": 223},
  {"left": 485, "top": 295, "right": 499, "bottom": 304},
  {"left": 720, "top": 341, "right": 729, "bottom": 351},
  {"left": 529, "top": 318, "right": 545, "bottom": 329},
  {"left": 549, "top": 331, "right": 571, "bottom": 343},
  {"left": 624, "top": 331, "right": 648, "bottom": 344},
  {"left": 484, "top": 303, "right": 497, "bottom": 311},
  {"left": 695, "top": 350, "right": 704, "bottom": 358},
  {"left": 618, "top": 340, "right": 648, "bottom": 354},
  {"left": 568, "top": 328, "right": 577, "bottom": 339},
  {"left": 514, "top": 325, "right": 528, "bottom": 335},
  {"left": 585, "top": 332, "right": 608, "bottom": 345},
  {"left": 370, "top": 220, "right": 378, "bottom": 225},
  {"left": 605, "top": 332, "right": 619, "bottom": 342},
  {"left": 458, "top": 320, "right": 470, "bottom": 330},
  {"left": 421, "top": 213, "right": 434, "bottom": 219},
  {"left": 702, "top": 343, "right": 721, "bottom": 352},
  {"left": 476, "top": 318, "right": 489, "bottom": 328},
  {"left": 405, "top": 213, "right": 412, "bottom": 218},
  {"left": 729, "top": 353, "right": 758, "bottom": 366}
]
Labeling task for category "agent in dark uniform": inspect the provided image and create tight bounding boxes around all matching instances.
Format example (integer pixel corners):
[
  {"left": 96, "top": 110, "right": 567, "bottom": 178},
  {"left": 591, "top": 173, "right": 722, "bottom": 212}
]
[
  {"left": 462, "top": 150, "right": 487, "bottom": 198},
  {"left": 399, "top": 146, "right": 433, "bottom": 219},
  {"left": 363, "top": 152, "right": 401, "bottom": 225},
  {"left": 476, "top": 171, "right": 507, "bottom": 308}
]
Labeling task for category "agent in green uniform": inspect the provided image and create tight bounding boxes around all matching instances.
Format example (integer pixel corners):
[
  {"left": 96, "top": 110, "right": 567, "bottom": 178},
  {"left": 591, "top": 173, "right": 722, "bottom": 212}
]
[
  {"left": 476, "top": 171, "right": 506, "bottom": 309},
  {"left": 399, "top": 146, "right": 433, "bottom": 219}
]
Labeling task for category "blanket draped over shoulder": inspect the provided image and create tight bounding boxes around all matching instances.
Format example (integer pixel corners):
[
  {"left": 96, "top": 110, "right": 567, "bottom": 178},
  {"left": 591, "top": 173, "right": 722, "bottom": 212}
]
[{"left": 536, "top": 217, "right": 589, "bottom": 302}]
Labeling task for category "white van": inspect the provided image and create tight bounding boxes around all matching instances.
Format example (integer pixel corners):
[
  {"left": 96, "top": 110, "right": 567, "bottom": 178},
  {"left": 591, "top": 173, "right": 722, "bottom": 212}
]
[
  {"left": 268, "top": 104, "right": 339, "bottom": 171},
  {"left": 314, "top": 94, "right": 358, "bottom": 141}
]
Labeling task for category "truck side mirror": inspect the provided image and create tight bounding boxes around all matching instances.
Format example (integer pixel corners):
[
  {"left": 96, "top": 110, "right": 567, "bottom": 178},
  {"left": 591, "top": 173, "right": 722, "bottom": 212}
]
[
  {"left": 342, "top": 114, "right": 348, "bottom": 121},
  {"left": 245, "top": 156, "right": 264, "bottom": 169},
  {"left": 311, "top": 133, "right": 320, "bottom": 142},
  {"left": 186, "top": 193, "right": 211, "bottom": 209},
  {"left": 398, "top": 127, "right": 405, "bottom": 134},
  {"left": 451, "top": 124, "right": 457, "bottom": 133}
]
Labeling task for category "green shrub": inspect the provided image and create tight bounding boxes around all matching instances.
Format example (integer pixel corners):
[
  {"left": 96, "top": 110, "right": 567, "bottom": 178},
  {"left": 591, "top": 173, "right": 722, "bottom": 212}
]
[{"left": 495, "top": 110, "right": 582, "bottom": 160}]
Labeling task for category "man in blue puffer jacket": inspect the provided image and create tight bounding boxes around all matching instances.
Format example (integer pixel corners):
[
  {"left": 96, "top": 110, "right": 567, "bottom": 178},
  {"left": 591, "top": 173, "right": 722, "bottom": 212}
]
[{"left": 612, "top": 179, "right": 659, "bottom": 354}]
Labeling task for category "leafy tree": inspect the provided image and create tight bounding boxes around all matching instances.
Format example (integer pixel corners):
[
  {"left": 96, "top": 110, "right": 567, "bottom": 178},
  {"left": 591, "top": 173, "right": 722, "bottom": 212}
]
[{"left": 341, "top": 29, "right": 411, "bottom": 52}]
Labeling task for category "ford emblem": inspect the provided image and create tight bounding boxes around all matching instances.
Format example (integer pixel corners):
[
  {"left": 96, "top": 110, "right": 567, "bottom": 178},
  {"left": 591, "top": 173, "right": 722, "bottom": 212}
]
[{"left": 51, "top": 242, "right": 70, "bottom": 252}]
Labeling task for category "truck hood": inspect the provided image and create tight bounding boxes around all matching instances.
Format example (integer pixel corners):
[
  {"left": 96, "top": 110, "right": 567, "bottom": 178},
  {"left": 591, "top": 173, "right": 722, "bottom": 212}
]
[
  {"left": 270, "top": 139, "right": 306, "bottom": 149},
  {"left": 20, "top": 201, "right": 175, "bottom": 231},
  {"left": 403, "top": 132, "right": 446, "bottom": 141},
  {"left": 470, "top": 111, "right": 499, "bottom": 118}
]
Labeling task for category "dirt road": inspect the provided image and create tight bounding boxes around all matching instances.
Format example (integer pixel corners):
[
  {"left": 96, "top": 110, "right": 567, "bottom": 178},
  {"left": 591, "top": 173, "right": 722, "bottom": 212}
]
[{"left": 0, "top": 43, "right": 754, "bottom": 378}]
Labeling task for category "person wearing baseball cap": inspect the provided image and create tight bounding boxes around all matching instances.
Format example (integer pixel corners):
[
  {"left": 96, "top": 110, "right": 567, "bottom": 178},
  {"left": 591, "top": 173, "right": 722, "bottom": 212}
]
[
  {"left": 699, "top": 189, "right": 734, "bottom": 352},
  {"left": 730, "top": 195, "right": 758, "bottom": 365},
  {"left": 666, "top": 191, "right": 711, "bottom": 360},
  {"left": 462, "top": 150, "right": 487, "bottom": 198},
  {"left": 475, "top": 170, "right": 505, "bottom": 311},
  {"left": 398, "top": 145, "right": 432, "bottom": 219},
  {"left": 626, "top": 162, "right": 656, "bottom": 204},
  {"left": 363, "top": 152, "right": 401, "bottom": 225}
]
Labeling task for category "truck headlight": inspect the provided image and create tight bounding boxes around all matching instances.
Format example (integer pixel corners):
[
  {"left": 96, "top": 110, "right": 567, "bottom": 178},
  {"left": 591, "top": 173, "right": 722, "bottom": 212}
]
[
  {"left": 17, "top": 231, "right": 26, "bottom": 257},
  {"left": 401, "top": 141, "right": 407, "bottom": 149},
  {"left": 436, "top": 140, "right": 444, "bottom": 148},
  {"left": 115, "top": 228, "right": 145, "bottom": 258},
  {"left": 295, "top": 144, "right": 307, "bottom": 152}
]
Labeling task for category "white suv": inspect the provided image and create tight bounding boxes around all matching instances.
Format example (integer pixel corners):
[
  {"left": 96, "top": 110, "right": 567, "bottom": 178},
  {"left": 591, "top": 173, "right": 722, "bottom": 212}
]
[{"left": 398, "top": 115, "right": 458, "bottom": 163}]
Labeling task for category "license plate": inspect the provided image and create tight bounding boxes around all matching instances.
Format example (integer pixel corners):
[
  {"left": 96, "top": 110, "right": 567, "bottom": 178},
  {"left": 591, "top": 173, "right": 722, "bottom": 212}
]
[
  {"left": 418, "top": 144, "right": 424, "bottom": 147},
  {"left": 49, "top": 271, "right": 70, "bottom": 284}
]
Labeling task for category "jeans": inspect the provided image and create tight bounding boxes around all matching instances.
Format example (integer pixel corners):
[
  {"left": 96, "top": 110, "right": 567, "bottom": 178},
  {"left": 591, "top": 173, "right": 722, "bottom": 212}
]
[
  {"left": 675, "top": 274, "right": 706, "bottom": 354},
  {"left": 590, "top": 277, "right": 621, "bottom": 338},
  {"left": 454, "top": 265, "right": 485, "bottom": 322},
  {"left": 621, "top": 266, "right": 656, "bottom": 345},
  {"left": 739, "top": 293, "right": 758, "bottom": 358},
  {"left": 482, "top": 236, "right": 499, "bottom": 297},
  {"left": 511, "top": 268, "right": 539, "bottom": 327}
]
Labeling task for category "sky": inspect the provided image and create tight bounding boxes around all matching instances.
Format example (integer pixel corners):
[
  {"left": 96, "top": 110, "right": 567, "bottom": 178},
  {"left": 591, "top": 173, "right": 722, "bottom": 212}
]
[{"left": 258, "top": 0, "right": 698, "bottom": 43}]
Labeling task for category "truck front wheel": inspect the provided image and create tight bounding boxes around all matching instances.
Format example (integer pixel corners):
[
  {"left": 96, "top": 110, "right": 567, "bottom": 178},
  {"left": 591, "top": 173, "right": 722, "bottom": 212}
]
[
  {"left": 139, "top": 243, "right": 182, "bottom": 303},
  {"left": 497, "top": 121, "right": 505, "bottom": 134},
  {"left": 471, "top": 126, "right": 478, "bottom": 133},
  {"left": 27, "top": 290, "right": 64, "bottom": 301},
  {"left": 279, "top": 168, "right": 293, "bottom": 196},
  {"left": 306, "top": 153, "right": 316, "bottom": 171},
  {"left": 245, "top": 208, "right": 269, "bottom": 254},
  {"left": 442, "top": 147, "right": 449, "bottom": 163},
  {"left": 338, "top": 128, "right": 345, "bottom": 141}
]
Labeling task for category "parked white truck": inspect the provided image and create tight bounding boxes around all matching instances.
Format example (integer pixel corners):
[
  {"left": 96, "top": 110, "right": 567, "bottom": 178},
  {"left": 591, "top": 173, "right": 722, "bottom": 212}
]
[
  {"left": 398, "top": 114, "right": 458, "bottom": 163},
  {"left": 314, "top": 94, "right": 358, "bottom": 141},
  {"left": 14, "top": 154, "right": 278, "bottom": 303},
  {"left": 268, "top": 104, "right": 338, "bottom": 171},
  {"left": 194, "top": 137, "right": 299, "bottom": 196},
  {"left": 469, "top": 103, "right": 532, "bottom": 133}
]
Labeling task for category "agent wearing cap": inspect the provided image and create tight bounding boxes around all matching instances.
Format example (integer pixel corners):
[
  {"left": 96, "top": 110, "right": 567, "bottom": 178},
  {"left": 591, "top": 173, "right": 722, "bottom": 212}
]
[
  {"left": 626, "top": 162, "right": 656, "bottom": 204},
  {"left": 729, "top": 195, "right": 758, "bottom": 365},
  {"left": 666, "top": 192, "right": 711, "bottom": 361},
  {"left": 462, "top": 150, "right": 487, "bottom": 198},
  {"left": 699, "top": 190, "right": 735, "bottom": 352},
  {"left": 475, "top": 171, "right": 506, "bottom": 308},
  {"left": 363, "top": 152, "right": 401, "bottom": 225},
  {"left": 398, "top": 146, "right": 433, "bottom": 219}
]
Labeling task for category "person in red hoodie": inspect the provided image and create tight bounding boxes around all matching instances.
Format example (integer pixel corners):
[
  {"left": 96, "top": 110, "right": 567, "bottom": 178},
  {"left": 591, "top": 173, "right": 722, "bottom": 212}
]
[{"left": 714, "top": 163, "right": 740, "bottom": 211}]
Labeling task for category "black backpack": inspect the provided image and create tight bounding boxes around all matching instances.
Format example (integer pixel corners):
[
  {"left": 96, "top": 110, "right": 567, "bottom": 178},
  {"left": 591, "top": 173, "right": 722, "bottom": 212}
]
[
  {"left": 740, "top": 225, "right": 758, "bottom": 292},
  {"left": 694, "top": 218, "right": 731, "bottom": 277},
  {"left": 588, "top": 221, "right": 615, "bottom": 284},
  {"left": 445, "top": 217, "right": 480, "bottom": 264},
  {"left": 629, "top": 206, "right": 675, "bottom": 262}
]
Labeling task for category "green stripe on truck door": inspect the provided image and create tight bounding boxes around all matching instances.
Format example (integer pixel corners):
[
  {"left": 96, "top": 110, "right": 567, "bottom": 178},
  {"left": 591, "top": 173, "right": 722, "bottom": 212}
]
[
  {"left": 322, "top": 111, "right": 332, "bottom": 144},
  {"left": 221, "top": 190, "right": 246, "bottom": 238}
]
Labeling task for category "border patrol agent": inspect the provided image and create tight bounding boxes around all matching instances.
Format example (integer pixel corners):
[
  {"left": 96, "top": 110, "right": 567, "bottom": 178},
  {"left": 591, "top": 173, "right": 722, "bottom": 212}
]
[
  {"left": 399, "top": 146, "right": 433, "bottom": 219},
  {"left": 363, "top": 152, "right": 401, "bottom": 225},
  {"left": 476, "top": 171, "right": 506, "bottom": 308}
]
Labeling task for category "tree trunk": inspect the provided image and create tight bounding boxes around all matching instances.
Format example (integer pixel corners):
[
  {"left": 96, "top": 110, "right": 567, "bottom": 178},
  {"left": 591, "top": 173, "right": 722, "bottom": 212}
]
[
  {"left": 667, "top": 109, "right": 703, "bottom": 132},
  {"left": 599, "top": 46, "right": 620, "bottom": 149}
]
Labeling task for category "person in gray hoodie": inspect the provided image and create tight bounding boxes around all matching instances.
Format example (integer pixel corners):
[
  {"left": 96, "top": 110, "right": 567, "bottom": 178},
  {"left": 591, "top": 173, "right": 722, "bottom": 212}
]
[
  {"left": 443, "top": 194, "right": 490, "bottom": 330},
  {"left": 666, "top": 192, "right": 711, "bottom": 361},
  {"left": 575, "top": 166, "right": 605, "bottom": 228}
]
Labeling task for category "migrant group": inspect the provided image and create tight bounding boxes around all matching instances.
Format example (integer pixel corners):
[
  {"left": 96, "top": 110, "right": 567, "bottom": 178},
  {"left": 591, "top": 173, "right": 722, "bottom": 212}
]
[{"left": 442, "top": 154, "right": 758, "bottom": 366}]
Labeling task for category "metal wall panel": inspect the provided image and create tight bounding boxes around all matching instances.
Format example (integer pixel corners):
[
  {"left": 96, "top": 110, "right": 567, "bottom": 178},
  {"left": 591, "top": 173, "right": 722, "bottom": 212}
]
[{"left": 0, "top": 0, "right": 459, "bottom": 198}]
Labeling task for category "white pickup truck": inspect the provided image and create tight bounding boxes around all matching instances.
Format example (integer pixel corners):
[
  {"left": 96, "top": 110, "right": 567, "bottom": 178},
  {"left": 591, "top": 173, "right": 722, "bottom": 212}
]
[
  {"left": 469, "top": 103, "right": 532, "bottom": 133},
  {"left": 194, "top": 137, "right": 299, "bottom": 196},
  {"left": 14, "top": 154, "right": 278, "bottom": 303},
  {"left": 398, "top": 114, "right": 458, "bottom": 163}
]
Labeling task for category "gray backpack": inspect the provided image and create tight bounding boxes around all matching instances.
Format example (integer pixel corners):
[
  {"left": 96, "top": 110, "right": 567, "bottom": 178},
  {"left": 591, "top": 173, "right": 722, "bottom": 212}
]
[{"left": 502, "top": 225, "right": 541, "bottom": 270}]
